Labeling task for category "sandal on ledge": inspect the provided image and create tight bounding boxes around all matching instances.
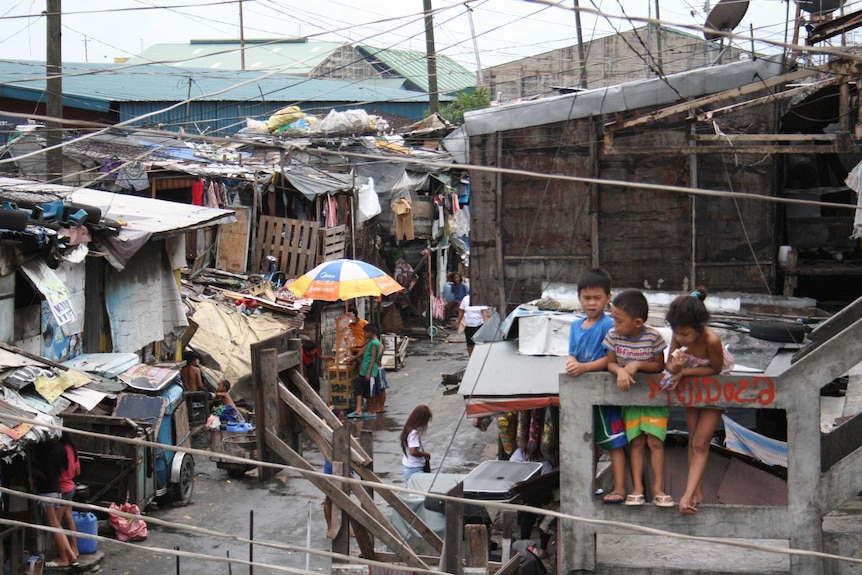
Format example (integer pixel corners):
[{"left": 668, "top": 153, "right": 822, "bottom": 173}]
[
  {"left": 624, "top": 493, "right": 646, "bottom": 506},
  {"left": 602, "top": 491, "right": 625, "bottom": 504}
]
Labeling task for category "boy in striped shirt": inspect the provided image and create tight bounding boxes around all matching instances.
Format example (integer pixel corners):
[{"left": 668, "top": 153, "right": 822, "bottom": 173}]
[{"left": 603, "top": 289, "right": 672, "bottom": 507}]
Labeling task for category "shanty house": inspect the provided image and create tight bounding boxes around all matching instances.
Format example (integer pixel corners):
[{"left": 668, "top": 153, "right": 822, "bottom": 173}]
[{"left": 456, "top": 54, "right": 862, "bottom": 310}]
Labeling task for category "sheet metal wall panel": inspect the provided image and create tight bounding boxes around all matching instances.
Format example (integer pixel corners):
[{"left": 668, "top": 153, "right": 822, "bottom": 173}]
[{"left": 117, "top": 101, "right": 430, "bottom": 135}]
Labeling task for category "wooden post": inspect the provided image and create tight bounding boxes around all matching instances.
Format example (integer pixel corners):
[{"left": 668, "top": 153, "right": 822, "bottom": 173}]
[
  {"left": 465, "top": 524, "right": 488, "bottom": 571},
  {"left": 499, "top": 511, "right": 517, "bottom": 565},
  {"left": 442, "top": 482, "right": 464, "bottom": 575},
  {"left": 589, "top": 119, "right": 599, "bottom": 268},
  {"left": 494, "top": 134, "right": 506, "bottom": 313},
  {"left": 359, "top": 430, "right": 374, "bottom": 499},
  {"left": 46, "top": 0, "right": 63, "bottom": 182},
  {"left": 256, "top": 348, "right": 279, "bottom": 480},
  {"left": 422, "top": 0, "right": 439, "bottom": 114},
  {"left": 331, "top": 424, "right": 351, "bottom": 560}
]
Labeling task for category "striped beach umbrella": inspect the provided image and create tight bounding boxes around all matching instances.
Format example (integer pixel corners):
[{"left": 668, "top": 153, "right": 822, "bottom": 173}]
[{"left": 287, "top": 259, "right": 404, "bottom": 301}]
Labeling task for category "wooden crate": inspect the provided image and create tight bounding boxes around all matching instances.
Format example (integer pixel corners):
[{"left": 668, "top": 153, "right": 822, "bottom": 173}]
[
  {"left": 318, "top": 225, "right": 347, "bottom": 264},
  {"left": 327, "top": 363, "right": 357, "bottom": 408}
]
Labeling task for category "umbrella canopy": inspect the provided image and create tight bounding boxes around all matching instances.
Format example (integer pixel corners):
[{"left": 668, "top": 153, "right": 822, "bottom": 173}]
[{"left": 287, "top": 259, "right": 404, "bottom": 301}]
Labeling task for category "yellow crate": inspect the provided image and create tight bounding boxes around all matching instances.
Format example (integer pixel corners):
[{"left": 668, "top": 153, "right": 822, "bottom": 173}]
[{"left": 327, "top": 364, "right": 356, "bottom": 408}]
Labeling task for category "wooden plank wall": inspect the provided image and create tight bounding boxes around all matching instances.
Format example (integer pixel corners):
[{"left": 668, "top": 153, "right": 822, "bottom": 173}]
[
  {"left": 469, "top": 102, "right": 779, "bottom": 306},
  {"left": 253, "top": 216, "right": 320, "bottom": 278},
  {"left": 468, "top": 122, "right": 595, "bottom": 312}
]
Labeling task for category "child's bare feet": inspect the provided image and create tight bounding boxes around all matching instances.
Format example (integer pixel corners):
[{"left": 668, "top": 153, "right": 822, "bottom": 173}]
[{"left": 679, "top": 497, "right": 698, "bottom": 514}]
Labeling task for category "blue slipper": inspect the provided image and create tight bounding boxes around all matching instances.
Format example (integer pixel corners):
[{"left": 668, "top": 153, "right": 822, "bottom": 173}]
[
  {"left": 347, "top": 412, "right": 363, "bottom": 418},
  {"left": 363, "top": 413, "right": 375, "bottom": 418}
]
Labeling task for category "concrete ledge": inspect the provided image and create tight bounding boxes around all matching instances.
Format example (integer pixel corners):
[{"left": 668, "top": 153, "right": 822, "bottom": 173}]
[
  {"left": 596, "top": 535, "right": 789, "bottom": 574},
  {"left": 822, "top": 496, "right": 862, "bottom": 575}
]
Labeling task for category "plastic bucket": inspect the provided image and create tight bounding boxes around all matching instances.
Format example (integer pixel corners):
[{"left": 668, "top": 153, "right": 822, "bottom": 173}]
[{"left": 73, "top": 511, "right": 98, "bottom": 554}]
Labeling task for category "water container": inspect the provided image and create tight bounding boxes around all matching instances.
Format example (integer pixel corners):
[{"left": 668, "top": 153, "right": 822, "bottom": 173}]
[
  {"left": 73, "top": 511, "right": 98, "bottom": 554},
  {"left": 226, "top": 422, "right": 253, "bottom": 433}
]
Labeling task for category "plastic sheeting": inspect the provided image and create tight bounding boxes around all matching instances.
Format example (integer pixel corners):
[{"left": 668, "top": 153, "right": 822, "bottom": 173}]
[
  {"left": 105, "top": 243, "right": 187, "bottom": 353},
  {"left": 185, "top": 299, "right": 294, "bottom": 407},
  {"left": 283, "top": 171, "right": 352, "bottom": 201}
]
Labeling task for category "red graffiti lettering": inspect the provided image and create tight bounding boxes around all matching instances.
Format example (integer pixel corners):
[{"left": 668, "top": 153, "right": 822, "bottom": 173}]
[
  {"left": 693, "top": 379, "right": 703, "bottom": 404},
  {"left": 704, "top": 377, "right": 721, "bottom": 403},
  {"left": 731, "top": 379, "right": 756, "bottom": 404},
  {"left": 640, "top": 375, "right": 777, "bottom": 407},
  {"left": 647, "top": 375, "right": 662, "bottom": 400},
  {"left": 674, "top": 383, "right": 687, "bottom": 406},
  {"left": 754, "top": 376, "right": 775, "bottom": 406}
]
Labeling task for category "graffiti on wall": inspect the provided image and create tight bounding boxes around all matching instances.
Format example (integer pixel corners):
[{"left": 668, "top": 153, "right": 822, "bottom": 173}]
[{"left": 647, "top": 374, "right": 776, "bottom": 407}]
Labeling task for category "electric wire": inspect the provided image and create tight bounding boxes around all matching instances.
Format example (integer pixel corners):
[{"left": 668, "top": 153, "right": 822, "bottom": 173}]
[{"left": 5, "top": 414, "right": 862, "bottom": 569}]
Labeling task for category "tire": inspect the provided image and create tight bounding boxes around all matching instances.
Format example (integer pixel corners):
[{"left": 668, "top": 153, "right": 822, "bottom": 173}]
[
  {"left": 171, "top": 455, "right": 195, "bottom": 506},
  {"left": 748, "top": 320, "right": 806, "bottom": 344},
  {"left": 246, "top": 274, "right": 265, "bottom": 290},
  {"left": 0, "top": 210, "right": 28, "bottom": 231}
]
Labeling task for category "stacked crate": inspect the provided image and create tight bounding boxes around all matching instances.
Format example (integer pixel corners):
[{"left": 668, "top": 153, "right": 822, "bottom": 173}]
[{"left": 327, "top": 362, "right": 356, "bottom": 408}]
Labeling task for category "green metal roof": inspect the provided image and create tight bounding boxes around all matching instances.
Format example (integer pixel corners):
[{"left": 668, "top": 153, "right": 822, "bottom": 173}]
[
  {"left": 126, "top": 39, "right": 346, "bottom": 74},
  {"left": 125, "top": 40, "right": 476, "bottom": 95},
  {"left": 357, "top": 45, "right": 476, "bottom": 94}
]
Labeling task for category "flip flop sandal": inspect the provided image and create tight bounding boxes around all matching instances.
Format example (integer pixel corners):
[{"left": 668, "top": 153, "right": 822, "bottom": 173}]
[
  {"left": 624, "top": 494, "right": 646, "bottom": 506},
  {"left": 602, "top": 491, "right": 625, "bottom": 504},
  {"left": 653, "top": 495, "right": 675, "bottom": 507}
]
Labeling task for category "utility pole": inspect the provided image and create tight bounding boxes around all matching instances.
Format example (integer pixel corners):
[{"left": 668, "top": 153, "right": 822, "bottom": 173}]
[
  {"left": 423, "top": 0, "right": 439, "bottom": 114},
  {"left": 239, "top": 0, "right": 246, "bottom": 71},
  {"left": 465, "top": 2, "right": 483, "bottom": 86},
  {"left": 655, "top": 0, "right": 664, "bottom": 72},
  {"left": 573, "top": 0, "right": 587, "bottom": 88},
  {"left": 81, "top": 36, "right": 89, "bottom": 63},
  {"left": 46, "top": 0, "right": 63, "bottom": 183}
]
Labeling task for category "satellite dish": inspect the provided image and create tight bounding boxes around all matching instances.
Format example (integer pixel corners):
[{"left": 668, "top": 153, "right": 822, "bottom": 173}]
[
  {"left": 796, "top": 0, "right": 845, "bottom": 15},
  {"left": 704, "top": 0, "right": 750, "bottom": 41}
]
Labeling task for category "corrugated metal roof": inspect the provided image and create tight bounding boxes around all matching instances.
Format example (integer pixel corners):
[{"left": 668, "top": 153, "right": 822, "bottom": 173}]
[
  {"left": 126, "top": 39, "right": 346, "bottom": 74},
  {"left": 0, "top": 177, "right": 234, "bottom": 236},
  {"left": 0, "top": 60, "right": 438, "bottom": 108},
  {"left": 357, "top": 45, "right": 475, "bottom": 94},
  {"left": 130, "top": 40, "right": 477, "bottom": 94},
  {"left": 463, "top": 56, "right": 786, "bottom": 136}
]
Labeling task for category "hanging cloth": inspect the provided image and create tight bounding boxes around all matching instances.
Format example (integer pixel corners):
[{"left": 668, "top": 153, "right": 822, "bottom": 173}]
[
  {"left": 191, "top": 179, "right": 205, "bottom": 206},
  {"left": 206, "top": 181, "right": 220, "bottom": 208},
  {"left": 391, "top": 198, "right": 415, "bottom": 241},
  {"left": 325, "top": 195, "right": 338, "bottom": 227}
]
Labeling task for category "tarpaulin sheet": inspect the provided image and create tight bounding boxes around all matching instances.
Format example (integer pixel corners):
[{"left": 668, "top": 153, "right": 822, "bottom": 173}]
[
  {"left": 284, "top": 171, "right": 351, "bottom": 201},
  {"left": 186, "top": 299, "right": 294, "bottom": 406}
]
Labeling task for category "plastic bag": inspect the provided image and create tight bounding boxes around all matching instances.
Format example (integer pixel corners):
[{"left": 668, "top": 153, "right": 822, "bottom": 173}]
[
  {"left": 319, "top": 109, "right": 372, "bottom": 134},
  {"left": 109, "top": 502, "right": 148, "bottom": 542},
  {"left": 266, "top": 105, "right": 304, "bottom": 132},
  {"left": 357, "top": 178, "right": 381, "bottom": 223}
]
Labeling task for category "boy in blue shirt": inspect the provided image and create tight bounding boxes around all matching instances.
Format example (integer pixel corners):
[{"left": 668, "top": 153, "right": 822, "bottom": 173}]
[{"left": 564, "top": 269, "right": 624, "bottom": 504}]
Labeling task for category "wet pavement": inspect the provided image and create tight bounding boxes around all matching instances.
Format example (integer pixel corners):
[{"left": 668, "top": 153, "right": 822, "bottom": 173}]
[{"left": 94, "top": 334, "right": 495, "bottom": 574}]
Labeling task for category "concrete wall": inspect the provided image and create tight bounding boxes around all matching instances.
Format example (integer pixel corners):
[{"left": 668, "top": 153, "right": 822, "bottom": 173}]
[{"left": 484, "top": 26, "right": 749, "bottom": 100}]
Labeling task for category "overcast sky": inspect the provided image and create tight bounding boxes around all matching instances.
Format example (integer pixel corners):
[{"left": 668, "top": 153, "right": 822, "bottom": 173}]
[{"left": 0, "top": 0, "right": 855, "bottom": 69}]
